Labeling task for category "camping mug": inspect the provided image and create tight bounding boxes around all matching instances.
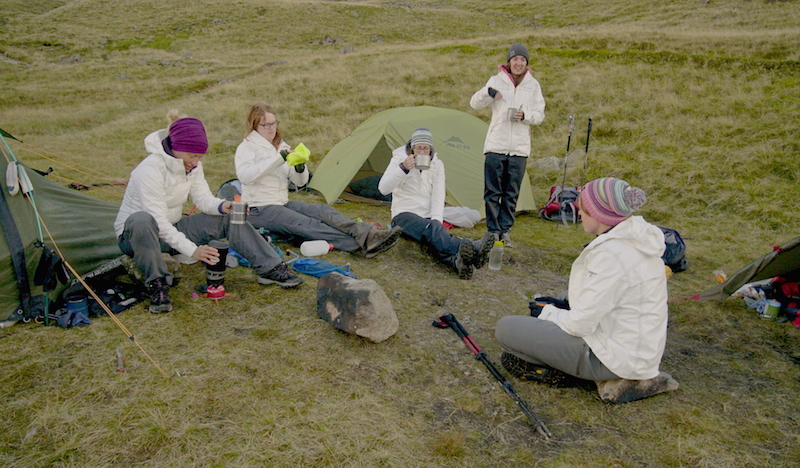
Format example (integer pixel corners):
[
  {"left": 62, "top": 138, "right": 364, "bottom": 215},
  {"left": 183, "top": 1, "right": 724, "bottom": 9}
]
[
  {"left": 507, "top": 107, "right": 519, "bottom": 121},
  {"left": 230, "top": 201, "right": 247, "bottom": 225},
  {"left": 761, "top": 299, "right": 781, "bottom": 319},
  {"left": 205, "top": 240, "right": 229, "bottom": 286},
  {"left": 414, "top": 154, "right": 431, "bottom": 170}
]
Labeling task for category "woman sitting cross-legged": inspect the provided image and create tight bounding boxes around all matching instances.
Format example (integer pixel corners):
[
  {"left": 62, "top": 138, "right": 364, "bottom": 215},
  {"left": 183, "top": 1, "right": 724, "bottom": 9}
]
[{"left": 495, "top": 177, "right": 679, "bottom": 403}]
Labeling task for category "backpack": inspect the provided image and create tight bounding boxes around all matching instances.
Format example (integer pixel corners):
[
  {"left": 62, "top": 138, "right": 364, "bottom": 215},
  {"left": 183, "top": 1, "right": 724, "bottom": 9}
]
[
  {"left": 58, "top": 278, "right": 146, "bottom": 317},
  {"left": 659, "top": 227, "right": 688, "bottom": 273},
  {"left": 539, "top": 186, "right": 580, "bottom": 225}
]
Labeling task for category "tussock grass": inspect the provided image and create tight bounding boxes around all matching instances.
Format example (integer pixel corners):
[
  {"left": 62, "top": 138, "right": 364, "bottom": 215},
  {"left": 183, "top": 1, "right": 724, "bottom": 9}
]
[{"left": 2, "top": 1, "right": 800, "bottom": 466}]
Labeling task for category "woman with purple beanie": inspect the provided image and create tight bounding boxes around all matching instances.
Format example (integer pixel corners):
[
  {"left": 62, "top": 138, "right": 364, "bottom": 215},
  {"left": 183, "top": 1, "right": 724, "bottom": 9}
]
[
  {"left": 115, "top": 112, "right": 302, "bottom": 314},
  {"left": 495, "top": 177, "right": 678, "bottom": 403}
]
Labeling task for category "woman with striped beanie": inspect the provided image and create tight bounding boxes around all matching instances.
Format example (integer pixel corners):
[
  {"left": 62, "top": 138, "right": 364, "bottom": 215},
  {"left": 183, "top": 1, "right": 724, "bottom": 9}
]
[{"left": 495, "top": 177, "right": 678, "bottom": 404}]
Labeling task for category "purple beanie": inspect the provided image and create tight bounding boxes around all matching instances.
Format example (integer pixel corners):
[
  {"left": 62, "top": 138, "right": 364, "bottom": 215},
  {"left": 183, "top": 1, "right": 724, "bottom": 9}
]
[
  {"left": 168, "top": 118, "right": 208, "bottom": 154},
  {"left": 580, "top": 177, "right": 646, "bottom": 226}
]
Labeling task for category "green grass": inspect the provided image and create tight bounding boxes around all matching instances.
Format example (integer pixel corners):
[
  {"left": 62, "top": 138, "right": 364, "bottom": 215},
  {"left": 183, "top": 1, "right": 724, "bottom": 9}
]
[{"left": 2, "top": 0, "right": 800, "bottom": 466}]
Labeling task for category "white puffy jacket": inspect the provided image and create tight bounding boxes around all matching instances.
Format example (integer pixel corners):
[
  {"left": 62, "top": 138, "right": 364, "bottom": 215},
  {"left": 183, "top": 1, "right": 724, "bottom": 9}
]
[
  {"left": 378, "top": 146, "right": 446, "bottom": 222},
  {"left": 470, "top": 65, "right": 545, "bottom": 157},
  {"left": 538, "top": 216, "right": 668, "bottom": 380},
  {"left": 235, "top": 130, "right": 309, "bottom": 207},
  {"left": 114, "top": 128, "right": 225, "bottom": 258}
]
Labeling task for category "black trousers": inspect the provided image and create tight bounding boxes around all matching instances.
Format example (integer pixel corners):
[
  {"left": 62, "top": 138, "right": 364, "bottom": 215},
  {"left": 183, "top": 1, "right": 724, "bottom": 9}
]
[
  {"left": 484, "top": 152, "right": 527, "bottom": 234},
  {"left": 392, "top": 212, "right": 461, "bottom": 264}
]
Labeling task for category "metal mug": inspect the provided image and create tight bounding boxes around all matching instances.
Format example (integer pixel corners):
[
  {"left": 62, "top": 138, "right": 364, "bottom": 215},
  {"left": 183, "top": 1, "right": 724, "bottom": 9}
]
[
  {"left": 414, "top": 153, "right": 431, "bottom": 170},
  {"left": 507, "top": 107, "right": 519, "bottom": 121},
  {"left": 230, "top": 201, "right": 247, "bottom": 225}
]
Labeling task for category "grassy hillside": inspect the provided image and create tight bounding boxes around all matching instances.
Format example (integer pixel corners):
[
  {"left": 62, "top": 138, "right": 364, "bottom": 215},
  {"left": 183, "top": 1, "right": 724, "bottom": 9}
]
[{"left": 2, "top": 1, "right": 800, "bottom": 466}]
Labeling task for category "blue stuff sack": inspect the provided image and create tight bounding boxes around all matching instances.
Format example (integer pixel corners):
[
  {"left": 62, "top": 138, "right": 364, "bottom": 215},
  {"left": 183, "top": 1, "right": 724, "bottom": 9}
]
[
  {"left": 56, "top": 296, "right": 91, "bottom": 328},
  {"left": 291, "top": 258, "right": 357, "bottom": 279}
]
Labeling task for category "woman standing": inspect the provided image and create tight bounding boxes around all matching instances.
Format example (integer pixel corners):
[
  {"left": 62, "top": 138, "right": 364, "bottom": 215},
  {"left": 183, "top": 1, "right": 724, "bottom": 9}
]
[{"left": 470, "top": 43, "right": 545, "bottom": 247}]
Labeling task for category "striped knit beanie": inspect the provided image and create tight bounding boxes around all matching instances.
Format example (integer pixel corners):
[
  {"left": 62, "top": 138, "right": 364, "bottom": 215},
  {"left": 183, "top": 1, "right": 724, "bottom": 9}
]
[
  {"left": 579, "top": 177, "right": 646, "bottom": 226},
  {"left": 410, "top": 128, "right": 433, "bottom": 148}
]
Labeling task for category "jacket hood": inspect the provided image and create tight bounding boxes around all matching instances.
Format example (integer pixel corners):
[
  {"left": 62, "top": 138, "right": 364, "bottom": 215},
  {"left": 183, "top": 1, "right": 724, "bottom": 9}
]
[
  {"left": 144, "top": 128, "right": 190, "bottom": 174},
  {"left": 245, "top": 129, "right": 274, "bottom": 148},
  {"left": 144, "top": 128, "right": 169, "bottom": 155},
  {"left": 589, "top": 216, "right": 665, "bottom": 258},
  {"left": 497, "top": 64, "right": 532, "bottom": 83}
]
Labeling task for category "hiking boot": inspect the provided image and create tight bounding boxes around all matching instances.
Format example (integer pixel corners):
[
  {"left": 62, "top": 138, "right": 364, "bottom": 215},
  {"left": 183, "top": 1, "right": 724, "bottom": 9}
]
[
  {"left": 501, "top": 352, "right": 550, "bottom": 381},
  {"left": 500, "top": 232, "right": 513, "bottom": 248},
  {"left": 595, "top": 372, "right": 680, "bottom": 404},
  {"left": 451, "top": 246, "right": 475, "bottom": 280},
  {"left": 258, "top": 263, "right": 303, "bottom": 288},
  {"left": 146, "top": 277, "right": 173, "bottom": 314},
  {"left": 471, "top": 232, "right": 494, "bottom": 269},
  {"left": 363, "top": 225, "right": 402, "bottom": 259},
  {"left": 500, "top": 352, "right": 579, "bottom": 387},
  {"left": 457, "top": 238, "right": 475, "bottom": 267}
]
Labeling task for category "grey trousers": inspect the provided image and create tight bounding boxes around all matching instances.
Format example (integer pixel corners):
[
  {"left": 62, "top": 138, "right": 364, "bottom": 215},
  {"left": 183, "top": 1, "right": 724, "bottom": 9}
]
[
  {"left": 495, "top": 315, "right": 620, "bottom": 381},
  {"left": 246, "top": 201, "right": 371, "bottom": 252},
  {"left": 118, "top": 211, "right": 282, "bottom": 285}
]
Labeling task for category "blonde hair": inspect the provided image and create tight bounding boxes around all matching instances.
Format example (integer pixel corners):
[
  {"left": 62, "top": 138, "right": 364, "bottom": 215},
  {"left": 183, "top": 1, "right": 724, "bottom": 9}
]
[{"left": 166, "top": 109, "right": 186, "bottom": 125}]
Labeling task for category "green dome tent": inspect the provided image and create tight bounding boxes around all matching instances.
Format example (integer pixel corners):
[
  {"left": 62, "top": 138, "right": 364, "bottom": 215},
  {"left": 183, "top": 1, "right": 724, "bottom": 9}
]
[
  {"left": 695, "top": 235, "right": 800, "bottom": 301},
  {"left": 308, "top": 106, "right": 538, "bottom": 219},
  {"left": 1, "top": 134, "right": 121, "bottom": 323}
]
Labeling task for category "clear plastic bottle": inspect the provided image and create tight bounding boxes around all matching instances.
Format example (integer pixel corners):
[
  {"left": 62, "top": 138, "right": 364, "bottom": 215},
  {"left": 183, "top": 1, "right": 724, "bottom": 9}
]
[
  {"left": 488, "top": 241, "right": 504, "bottom": 270},
  {"left": 300, "top": 240, "right": 334, "bottom": 257}
]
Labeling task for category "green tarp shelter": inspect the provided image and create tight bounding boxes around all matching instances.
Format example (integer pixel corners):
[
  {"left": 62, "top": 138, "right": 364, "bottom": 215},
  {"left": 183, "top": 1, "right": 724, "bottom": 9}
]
[
  {"left": 308, "top": 106, "right": 538, "bottom": 219},
  {"left": 697, "top": 235, "right": 800, "bottom": 301},
  {"left": 1, "top": 137, "right": 121, "bottom": 323}
]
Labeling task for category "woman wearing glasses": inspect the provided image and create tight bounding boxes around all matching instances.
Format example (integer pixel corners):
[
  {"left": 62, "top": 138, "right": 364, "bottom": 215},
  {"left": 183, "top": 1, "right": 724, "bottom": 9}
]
[{"left": 234, "top": 103, "right": 401, "bottom": 258}]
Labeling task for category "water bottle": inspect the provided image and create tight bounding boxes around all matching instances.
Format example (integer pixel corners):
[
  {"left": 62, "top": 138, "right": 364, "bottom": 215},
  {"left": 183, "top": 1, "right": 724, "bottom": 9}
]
[
  {"left": 488, "top": 241, "right": 504, "bottom": 271},
  {"left": 300, "top": 240, "right": 334, "bottom": 257}
]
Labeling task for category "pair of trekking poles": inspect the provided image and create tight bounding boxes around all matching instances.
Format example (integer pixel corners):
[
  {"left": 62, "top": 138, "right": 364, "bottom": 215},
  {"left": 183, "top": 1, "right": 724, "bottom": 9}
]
[
  {"left": 562, "top": 114, "right": 593, "bottom": 189},
  {"left": 433, "top": 313, "right": 553, "bottom": 440}
]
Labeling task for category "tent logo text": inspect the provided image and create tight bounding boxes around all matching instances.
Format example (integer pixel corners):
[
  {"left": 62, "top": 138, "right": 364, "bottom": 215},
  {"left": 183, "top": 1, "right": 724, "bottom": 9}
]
[{"left": 443, "top": 136, "right": 470, "bottom": 150}]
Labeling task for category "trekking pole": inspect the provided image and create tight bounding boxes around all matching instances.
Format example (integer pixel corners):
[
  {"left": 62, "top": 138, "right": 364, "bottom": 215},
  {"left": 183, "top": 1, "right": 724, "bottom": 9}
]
[
  {"left": 560, "top": 114, "right": 575, "bottom": 190},
  {"left": 580, "top": 117, "right": 593, "bottom": 187},
  {"left": 432, "top": 313, "right": 553, "bottom": 439}
]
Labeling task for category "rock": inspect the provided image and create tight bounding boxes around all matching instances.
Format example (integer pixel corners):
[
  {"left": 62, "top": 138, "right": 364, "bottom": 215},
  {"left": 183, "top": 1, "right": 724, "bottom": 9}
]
[
  {"left": 338, "top": 45, "right": 355, "bottom": 54},
  {"left": 311, "top": 35, "right": 344, "bottom": 45},
  {"left": 1, "top": 53, "right": 21, "bottom": 65},
  {"left": 57, "top": 54, "right": 81, "bottom": 65},
  {"left": 316, "top": 272, "right": 398, "bottom": 343},
  {"left": 596, "top": 371, "right": 680, "bottom": 404}
]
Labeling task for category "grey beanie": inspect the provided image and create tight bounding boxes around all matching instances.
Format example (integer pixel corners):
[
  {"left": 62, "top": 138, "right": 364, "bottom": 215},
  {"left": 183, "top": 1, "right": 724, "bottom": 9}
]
[{"left": 507, "top": 43, "right": 529, "bottom": 63}]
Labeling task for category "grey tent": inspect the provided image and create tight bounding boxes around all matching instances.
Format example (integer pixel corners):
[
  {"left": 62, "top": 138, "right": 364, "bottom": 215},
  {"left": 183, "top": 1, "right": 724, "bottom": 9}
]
[
  {"left": 308, "top": 106, "right": 538, "bottom": 219},
  {"left": 697, "top": 235, "right": 800, "bottom": 301},
  {"left": 1, "top": 136, "right": 121, "bottom": 323}
]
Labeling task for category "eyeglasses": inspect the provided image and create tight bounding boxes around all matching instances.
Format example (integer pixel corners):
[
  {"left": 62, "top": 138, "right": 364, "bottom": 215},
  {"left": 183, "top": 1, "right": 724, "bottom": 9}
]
[
  {"left": 413, "top": 145, "right": 431, "bottom": 151},
  {"left": 259, "top": 120, "right": 279, "bottom": 129}
]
